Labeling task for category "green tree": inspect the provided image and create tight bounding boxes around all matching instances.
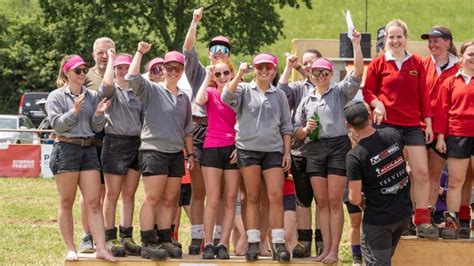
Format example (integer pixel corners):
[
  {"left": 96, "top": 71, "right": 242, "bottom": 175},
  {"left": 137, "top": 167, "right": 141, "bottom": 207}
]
[{"left": 0, "top": 0, "right": 311, "bottom": 114}]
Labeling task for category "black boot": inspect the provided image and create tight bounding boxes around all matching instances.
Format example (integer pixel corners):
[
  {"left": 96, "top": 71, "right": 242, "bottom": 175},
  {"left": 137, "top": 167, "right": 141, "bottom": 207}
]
[
  {"left": 293, "top": 229, "right": 312, "bottom": 258},
  {"left": 119, "top": 226, "right": 141, "bottom": 256},
  {"left": 273, "top": 243, "right": 290, "bottom": 262},
  {"left": 188, "top": 238, "right": 202, "bottom": 255},
  {"left": 245, "top": 242, "right": 259, "bottom": 261},
  {"left": 157, "top": 228, "right": 182, "bottom": 258},
  {"left": 140, "top": 229, "right": 168, "bottom": 260},
  {"left": 105, "top": 227, "right": 126, "bottom": 257}
]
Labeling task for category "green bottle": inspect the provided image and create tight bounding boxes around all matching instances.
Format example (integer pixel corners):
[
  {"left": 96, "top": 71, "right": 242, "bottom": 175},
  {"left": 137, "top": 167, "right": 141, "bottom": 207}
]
[{"left": 309, "top": 112, "right": 319, "bottom": 141}]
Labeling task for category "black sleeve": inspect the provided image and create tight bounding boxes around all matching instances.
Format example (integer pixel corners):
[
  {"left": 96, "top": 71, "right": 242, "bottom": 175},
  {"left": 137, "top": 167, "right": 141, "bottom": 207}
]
[{"left": 346, "top": 152, "right": 363, "bottom": 181}]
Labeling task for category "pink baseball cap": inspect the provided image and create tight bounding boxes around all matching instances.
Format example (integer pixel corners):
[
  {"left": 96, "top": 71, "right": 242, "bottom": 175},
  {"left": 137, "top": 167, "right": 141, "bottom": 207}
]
[
  {"left": 163, "top": 51, "right": 185, "bottom": 65},
  {"left": 62, "top": 55, "right": 87, "bottom": 74},
  {"left": 147, "top": 57, "right": 164, "bottom": 72},
  {"left": 253, "top": 53, "right": 278, "bottom": 66},
  {"left": 311, "top": 58, "right": 333, "bottom": 71},
  {"left": 113, "top": 54, "right": 132, "bottom": 67},
  {"left": 208, "top": 35, "right": 232, "bottom": 50}
]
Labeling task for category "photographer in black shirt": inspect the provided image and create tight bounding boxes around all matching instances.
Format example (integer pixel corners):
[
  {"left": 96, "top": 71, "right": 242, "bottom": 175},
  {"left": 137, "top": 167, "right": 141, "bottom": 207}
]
[{"left": 345, "top": 100, "right": 412, "bottom": 266}]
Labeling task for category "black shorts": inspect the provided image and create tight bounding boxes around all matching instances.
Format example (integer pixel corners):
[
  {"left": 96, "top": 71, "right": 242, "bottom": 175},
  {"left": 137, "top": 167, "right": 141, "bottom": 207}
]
[
  {"left": 343, "top": 187, "right": 362, "bottom": 214},
  {"left": 50, "top": 142, "right": 101, "bottom": 175},
  {"left": 378, "top": 124, "right": 425, "bottom": 146},
  {"left": 201, "top": 145, "right": 238, "bottom": 170},
  {"left": 426, "top": 140, "right": 447, "bottom": 159},
  {"left": 291, "top": 155, "right": 314, "bottom": 208},
  {"left": 102, "top": 134, "right": 140, "bottom": 175},
  {"left": 179, "top": 183, "right": 192, "bottom": 207},
  {"left": 305, "top": 136, "right": 351, "bottom": 178},
  {"left": 283, "top": 194, "right": 296, "bottom": 211},
  {"left": 237, "top": 149, "right": 282, "bottom": 170},
  {"left": 361, "top": 217, "right": 409, "bottom": 266},
  {"left": 192, "top": 123, "right": 207, "bottom": 162},
  {"left": 139, "top": 150, "right": 185, "bottom": 177},
  {"left": 447, "top": 136, "right": 474, "bottom": 159}
]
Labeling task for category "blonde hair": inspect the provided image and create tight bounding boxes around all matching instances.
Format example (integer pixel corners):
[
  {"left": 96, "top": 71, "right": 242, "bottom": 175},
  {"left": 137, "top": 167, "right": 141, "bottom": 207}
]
[
  {"left": 385, "top": 19, "right": 408, "bottom": 37},
  {"left": 56, "top": 55, "right": 76, "bottom": 88}
]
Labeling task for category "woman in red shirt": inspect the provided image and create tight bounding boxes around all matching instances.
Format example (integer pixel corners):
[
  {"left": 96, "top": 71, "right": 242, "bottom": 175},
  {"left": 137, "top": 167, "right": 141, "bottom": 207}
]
[
  {"left": 435, "top": 40, "right": 474, "bottom": 239},
  {"left": 363, "top": 19, "right": 438, "bottom": 239},
  {"left": 420, "top": 26, "right": 460, "bottom": 225}
]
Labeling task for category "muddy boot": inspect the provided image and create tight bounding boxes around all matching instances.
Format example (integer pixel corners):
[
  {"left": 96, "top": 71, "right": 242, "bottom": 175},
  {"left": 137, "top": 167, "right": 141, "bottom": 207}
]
[
  {"left": 105, "top": 227, "right": 126, "bottom": 257},
  {"left": 215, "top": 244, "right": 230, "bottom": 259},
  {"left": 272, "top": 243, "right": 290, "bottom": 262},
  {"left": 417, "top": 223, "right": 439, "bottom": 240},
  {"left": 441, "top": 212, "right": 458, "bottom": 240},
  {"left": 119, "top": 226, "right": 141, "bottom": 256},
  {"left": 157, "top": 229, "right": 182, "bottom": 258},
  {"left": 458, "top": 221, "right": 471, "bottom": 239},
  {"left": 245, "top": 242, "right": 260, "bottom": 261},
  {"left": 315, "top": 241, "right": 324, "bottom": 257},
  {"left": 140, "top": 230, "right": 168, "bottom": 260},
  {"left": 292, "top": 241, "right": 311, "bottom": 258},
  {"left": 188, "top": 238, "right": 202, "bottom": 255},
  {"left": 202, "top": 244, "right": 215, "bottom": 259}
]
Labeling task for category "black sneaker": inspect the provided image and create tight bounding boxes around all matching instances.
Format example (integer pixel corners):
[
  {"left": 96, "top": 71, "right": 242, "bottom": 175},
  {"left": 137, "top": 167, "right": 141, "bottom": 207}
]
[
  {"left": 292, "top": 241, "right": 311, "bottom": 258},
  {"left": 202, "top": 244, "right": 216, "bottom": 259},
  {"left": 188, "top": 238, "right": 202, "bottom": 255},
  {"left": 272, "top": 243, "right": 290, "bottom": 262},
  {"left": 141, "top": 242, "right": 168, "bottom": 260},
  {"left": 315, "top": 241, "right": 324, "bottom": 257},
  {"left": 216, "top": 244, "right": 230, "bottom": 259},
  {"left": 245, "top": 242, "right": 259, "bottom": 261},
  {"left": 458, "top": 221, "right": 471, "bottom": 239},
  {"left": 120, "top": 237, "right": 141, "bottom": 256},
  {"left": 161, "top": 242, "right": 183, "bottom": 258},
  {"left": 402, "top": 220, "right": 417, "bottom": 236}
]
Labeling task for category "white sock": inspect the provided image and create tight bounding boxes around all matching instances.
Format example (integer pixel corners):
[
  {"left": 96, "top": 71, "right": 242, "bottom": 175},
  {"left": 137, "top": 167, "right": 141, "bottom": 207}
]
[
  {"left": 271, "top": 228, "right": 285, "bottom": 244},
  {"left": 246, "top": 229, "right": 261, "bottom": 243},
  {"left": 191, "top": 224, "right": 204, "bottom": 239},
  {"left": 213, "top": 225, "right": 222, "bottom": 239}
]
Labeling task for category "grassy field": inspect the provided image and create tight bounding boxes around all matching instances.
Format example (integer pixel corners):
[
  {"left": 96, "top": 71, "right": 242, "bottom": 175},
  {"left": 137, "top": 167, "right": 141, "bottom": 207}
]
[{"left": 0, "top": 177, "right": 356, "bottom": 265}]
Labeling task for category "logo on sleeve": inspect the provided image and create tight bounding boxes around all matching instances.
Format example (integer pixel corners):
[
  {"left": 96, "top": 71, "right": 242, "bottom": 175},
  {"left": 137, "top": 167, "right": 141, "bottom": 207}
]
[{"left": 370, "top": 143, "right": 400, "bottom": 165}]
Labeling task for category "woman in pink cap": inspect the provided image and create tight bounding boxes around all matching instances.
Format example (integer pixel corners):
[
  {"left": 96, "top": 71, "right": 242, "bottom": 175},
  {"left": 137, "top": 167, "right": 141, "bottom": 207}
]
[
  {"left": 222, "top": 53, "right": 293, "bottom": 262},
  {"left": 293, "top": 31, "right": 363, "bottom": 264},
  {"left": 145, "top": 57, "right": 165, "bottom": 83},
  {"left": 46, "top": 55, "right": 115, "bottom": 262},
  {"left": 194, "top": 59, "right": 239, "bottom": 259},
  {"left": 125, "top": 42, "right": 194, "bottom": 260},
  {"left": 100, "top": 50, "right": 143, "bottom": 257}
]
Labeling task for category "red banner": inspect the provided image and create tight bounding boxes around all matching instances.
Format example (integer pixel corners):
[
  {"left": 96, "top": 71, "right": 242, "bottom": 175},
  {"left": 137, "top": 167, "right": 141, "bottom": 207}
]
[{"left": 0, "top": 144, "right": 41, "bottom": 177}]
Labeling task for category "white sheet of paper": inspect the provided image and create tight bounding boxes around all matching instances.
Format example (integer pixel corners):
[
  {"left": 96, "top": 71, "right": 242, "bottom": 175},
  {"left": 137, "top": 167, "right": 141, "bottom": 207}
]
[{"left": 344, "top": 10, "right": 354, "bottom": 40}]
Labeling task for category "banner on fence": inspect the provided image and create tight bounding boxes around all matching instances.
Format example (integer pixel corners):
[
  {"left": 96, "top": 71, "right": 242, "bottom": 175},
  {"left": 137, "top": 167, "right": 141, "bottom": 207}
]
[
  {"left": 0, "top": 144, "right": 41, "bottom": 177},
  {"left": 41, "top": 144, "right": 54, "bottom": 178}
]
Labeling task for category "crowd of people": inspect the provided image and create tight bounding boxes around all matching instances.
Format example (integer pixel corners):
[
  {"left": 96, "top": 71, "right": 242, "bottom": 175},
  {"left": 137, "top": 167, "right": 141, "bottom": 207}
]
[{"left": 45, "top": 6, "right": 474, "bottom": 265}]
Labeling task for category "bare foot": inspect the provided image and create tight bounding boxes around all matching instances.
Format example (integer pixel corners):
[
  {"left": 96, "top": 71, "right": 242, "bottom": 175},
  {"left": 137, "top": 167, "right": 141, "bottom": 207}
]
[
  {"left": 65, "top": 250, "right": 78, "bottom": 261},
  {"left": 259, "top": 248, "right": 272, "bottom": 257},
  {"left": 315, "top": 249, "right": 330, "bottom": 262},
  {"left": 322, "top": 251, "right": 338, "bottom": 264},
  {"left": 96, "top": 248, "right": 118, "bottom": 262}
]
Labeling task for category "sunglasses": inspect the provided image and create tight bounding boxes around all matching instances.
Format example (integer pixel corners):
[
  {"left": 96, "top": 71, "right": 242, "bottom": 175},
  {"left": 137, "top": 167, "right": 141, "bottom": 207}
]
[
  {"left": 255, "top": 63, "right": 275, "bottom": 71},
  {"left": 312, "top": 69, "right": 331, "bottom": 77},
  {"left": 150, "top": 66, "right": 163, "bottom": 75},
  {"left": 215, "top": 70, "right": 231, "bottom": 78},
  {"left": 209, "top": 45, "right": 230, "bottom": 55},
  {"left": 164, "top": 65, "right": 184, "bottom": 73},
  {"left": 73, "top": 67, "right": 89, "bottom": 75}
]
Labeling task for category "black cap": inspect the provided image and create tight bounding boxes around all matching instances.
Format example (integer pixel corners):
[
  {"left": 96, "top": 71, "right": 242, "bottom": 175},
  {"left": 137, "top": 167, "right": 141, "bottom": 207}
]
[
  {"left": 344, "top": 100, "right": 369, "bottom": 126},
  {"left": 208, "top": 35, "right": 232, "bottom": 51},
  {"left": 421, "top": 27, "right": 452, "bottom": 40}
]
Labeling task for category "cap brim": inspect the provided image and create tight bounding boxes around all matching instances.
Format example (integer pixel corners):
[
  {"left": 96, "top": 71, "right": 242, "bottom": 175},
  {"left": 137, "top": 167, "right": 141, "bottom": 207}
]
[
  {"left": 420, "top": 33, "right": 431, "bottom": 40},
  {"left": 208, "top": 40, "right": 231, "bottom": 50},
  {"left": 164, "top": 60, "right": 184, "bottom": 65},
  {"left": 254, "top": 60, "right": 276, "bottom": 65},
  {"left": 69, "top": 62, "right": 87, "bottom": 69}
]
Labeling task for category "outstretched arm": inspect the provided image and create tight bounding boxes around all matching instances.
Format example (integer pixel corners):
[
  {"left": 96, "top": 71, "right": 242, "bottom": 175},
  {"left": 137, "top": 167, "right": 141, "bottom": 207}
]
[
  {"left": 183, "top": 7, "right": 203, "bottom": 52},
  {"left": 195, "top": 65, "right": 215, "bottom": 106}
]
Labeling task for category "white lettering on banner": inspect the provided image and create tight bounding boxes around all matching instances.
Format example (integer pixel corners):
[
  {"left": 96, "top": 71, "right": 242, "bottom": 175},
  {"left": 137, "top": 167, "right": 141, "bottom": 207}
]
[{"left": 12, "top": 160, "right": 35, "bottom": 169}]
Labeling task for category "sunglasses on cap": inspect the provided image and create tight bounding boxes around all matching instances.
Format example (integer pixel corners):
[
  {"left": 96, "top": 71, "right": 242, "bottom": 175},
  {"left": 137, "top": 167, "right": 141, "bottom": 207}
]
[
  {"left": 312, "top": 69, "right": 331, "bottom": 77},
  {"left": 215, "top": 70, "right": 231, "bottom": 78},
  {"left": 254, "top": 63, "right": 275, "bottom": 71},
  {"left": 73, "top": 67, "right": 89, "bottom": 75},
  {"left": 150, "top": 66, "right": 163, "bottom": 75},
  {"left": 164, "top": 64, "right": 184, "bottom": 73},
  {"left": 209, "top": 45, "right": 230, "bottom": 55}
]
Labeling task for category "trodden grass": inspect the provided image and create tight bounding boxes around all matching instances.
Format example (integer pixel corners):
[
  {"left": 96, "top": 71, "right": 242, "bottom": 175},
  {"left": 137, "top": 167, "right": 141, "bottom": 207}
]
[{"left": 0, "top": 177, "right": 356, "bottom": 265}]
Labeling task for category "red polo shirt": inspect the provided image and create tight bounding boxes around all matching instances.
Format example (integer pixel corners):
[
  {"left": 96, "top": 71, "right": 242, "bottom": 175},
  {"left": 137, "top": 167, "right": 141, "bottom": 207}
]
[
  {"left": 363, "top": 53, "right": 432, "bottom": 126},
  {"left": 433, "top": 73, "right": 474, "bottom": 137}
]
